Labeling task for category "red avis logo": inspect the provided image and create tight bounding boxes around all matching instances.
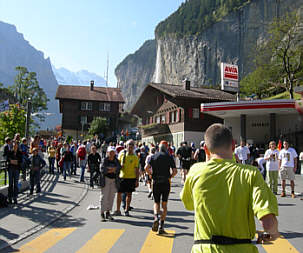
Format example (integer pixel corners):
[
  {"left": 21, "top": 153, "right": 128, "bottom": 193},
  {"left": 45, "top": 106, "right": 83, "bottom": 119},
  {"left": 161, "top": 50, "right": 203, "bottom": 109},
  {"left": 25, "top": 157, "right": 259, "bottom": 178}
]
[{"left": 224, "top": 66, "right": 238, "bottom": 80}]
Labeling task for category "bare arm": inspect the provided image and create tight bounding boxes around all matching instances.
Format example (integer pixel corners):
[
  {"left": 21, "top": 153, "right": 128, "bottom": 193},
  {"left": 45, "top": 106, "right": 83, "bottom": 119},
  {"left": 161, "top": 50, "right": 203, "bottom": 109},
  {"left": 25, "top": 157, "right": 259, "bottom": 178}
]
[
  {"left": 294, "top": 158, "right": 298, "bottom": 173},
  {"left": 171, "top": 168, "right": 177, "bottom": 178},
  {"left": 260, "top": 214, "right": 280, "bottom": 241},
  {"left": 193, "top": 149, "right": 199, "bottom": 161}
]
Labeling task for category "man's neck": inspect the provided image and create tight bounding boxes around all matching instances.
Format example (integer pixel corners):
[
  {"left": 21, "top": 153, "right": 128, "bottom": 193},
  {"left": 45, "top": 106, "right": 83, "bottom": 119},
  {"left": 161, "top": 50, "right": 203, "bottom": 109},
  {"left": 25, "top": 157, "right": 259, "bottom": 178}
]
[{"left": 210, "top": 153, "right": 233, "bottom": 160}]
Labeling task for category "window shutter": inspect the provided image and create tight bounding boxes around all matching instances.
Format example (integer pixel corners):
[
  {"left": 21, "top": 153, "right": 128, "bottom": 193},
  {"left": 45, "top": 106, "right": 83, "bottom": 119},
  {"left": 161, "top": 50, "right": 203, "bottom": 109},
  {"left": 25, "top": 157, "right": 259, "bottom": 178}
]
[
  {"left": 188, "top": 108, "right": 193, "bottom": 119},
  {"left": 166, "top": 112, "right": 170, "bottom": 123},
  {"left": 149, "top": 117, "right": 153, "bottom": 124},
  {"left": 200, "top": 112, "right": 204, "bottom": 119},
  {"left": 177, "top": 108, "right": 181, "bottom": 122}
]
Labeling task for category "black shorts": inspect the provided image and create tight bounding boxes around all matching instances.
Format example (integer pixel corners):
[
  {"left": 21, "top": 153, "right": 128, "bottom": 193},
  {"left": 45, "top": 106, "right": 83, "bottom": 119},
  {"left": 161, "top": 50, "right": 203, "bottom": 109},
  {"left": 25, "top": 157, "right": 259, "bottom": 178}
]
[
  {"left": 181, "top": 160, "right": 191, "bottom": 170},
  {"left": 118, "top": 178, "right": 136, "bottom": 193},
  {"left": 153, "top": 182, "right": 170, "bottom": 203}
]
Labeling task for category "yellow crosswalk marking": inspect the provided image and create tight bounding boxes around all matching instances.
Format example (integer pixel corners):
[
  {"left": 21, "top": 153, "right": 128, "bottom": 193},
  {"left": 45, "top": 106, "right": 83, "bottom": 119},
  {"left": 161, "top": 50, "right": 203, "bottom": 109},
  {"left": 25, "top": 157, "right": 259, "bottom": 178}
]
[
  {"left": 262, "top": 236, "right": 300, "bottom": 253},
  {"left": 140, "top": 230, "right": 175, "bottom": 253},
  {"left": 76, "top": 229, "right": 125, "bottom": 253},
  {"left": 18, "top": 227, "right": 76, "bottom": 253},
  {"left": 255, "top": 233, "right": 299, "bottom": 253}
]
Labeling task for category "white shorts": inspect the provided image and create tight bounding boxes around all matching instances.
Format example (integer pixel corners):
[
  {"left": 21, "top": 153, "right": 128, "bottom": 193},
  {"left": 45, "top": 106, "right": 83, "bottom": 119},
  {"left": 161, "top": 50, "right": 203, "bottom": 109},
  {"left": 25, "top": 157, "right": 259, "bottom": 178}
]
[{"left": 280, "top": 166, "right": 295, "bottom": 181}]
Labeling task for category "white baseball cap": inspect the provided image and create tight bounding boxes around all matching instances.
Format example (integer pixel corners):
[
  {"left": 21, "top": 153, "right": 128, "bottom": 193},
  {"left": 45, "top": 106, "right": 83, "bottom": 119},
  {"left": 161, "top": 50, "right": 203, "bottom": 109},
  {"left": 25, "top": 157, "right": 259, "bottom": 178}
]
[{"left": 107, "top": 146, "right": 116, "bottom": 153}]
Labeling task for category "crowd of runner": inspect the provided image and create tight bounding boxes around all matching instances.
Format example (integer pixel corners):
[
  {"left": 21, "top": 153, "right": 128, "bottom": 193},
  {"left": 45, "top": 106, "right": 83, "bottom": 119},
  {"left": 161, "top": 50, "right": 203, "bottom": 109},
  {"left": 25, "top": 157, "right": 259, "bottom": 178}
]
[{"left": 1, "top": 129, "right": 303, "bottom": 239}]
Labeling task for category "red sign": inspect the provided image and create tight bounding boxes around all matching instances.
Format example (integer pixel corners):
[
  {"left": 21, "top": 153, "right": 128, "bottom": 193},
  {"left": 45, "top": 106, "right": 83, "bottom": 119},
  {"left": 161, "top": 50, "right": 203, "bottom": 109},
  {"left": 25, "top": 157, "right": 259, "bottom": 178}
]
[{"left": 224, "top": 65, "right": 238, "bottom": 81}]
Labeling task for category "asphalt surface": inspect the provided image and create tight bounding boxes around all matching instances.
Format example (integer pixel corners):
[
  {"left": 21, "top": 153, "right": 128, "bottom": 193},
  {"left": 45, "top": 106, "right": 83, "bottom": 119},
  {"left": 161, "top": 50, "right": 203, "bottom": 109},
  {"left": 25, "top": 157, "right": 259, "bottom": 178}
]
[{"left": 0, "top": 172, "right": 302, "bottom": 253}]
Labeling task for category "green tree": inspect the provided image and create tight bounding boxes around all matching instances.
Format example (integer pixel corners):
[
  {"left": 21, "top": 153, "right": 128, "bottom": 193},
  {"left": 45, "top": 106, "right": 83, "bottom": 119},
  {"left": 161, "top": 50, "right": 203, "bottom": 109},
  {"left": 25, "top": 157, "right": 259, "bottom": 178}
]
[
  {"left": 255, "top": 11, "right": 303, "bottom": 99},
  {"left": 9, "top": 66, "right": 49, "bottom": 121},
  {"left": 88, "top": 117, "right": 109, "bottom": 136},
  {"left": 0, "top": 104, "right": 26, "bottom": 145},
  {"left": 240, "top": 67, "right": 271, "bottom": 99}
]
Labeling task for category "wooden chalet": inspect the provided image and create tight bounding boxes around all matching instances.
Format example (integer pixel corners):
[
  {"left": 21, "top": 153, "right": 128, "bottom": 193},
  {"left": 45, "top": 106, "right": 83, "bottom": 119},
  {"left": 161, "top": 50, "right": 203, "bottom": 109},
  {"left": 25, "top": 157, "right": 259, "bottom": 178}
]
[
  {"left": 55, "top": 81, "right": 124, "bottom": 139},
  {"left": 131, "top": 81, "right": 235, "bottom": 147}
]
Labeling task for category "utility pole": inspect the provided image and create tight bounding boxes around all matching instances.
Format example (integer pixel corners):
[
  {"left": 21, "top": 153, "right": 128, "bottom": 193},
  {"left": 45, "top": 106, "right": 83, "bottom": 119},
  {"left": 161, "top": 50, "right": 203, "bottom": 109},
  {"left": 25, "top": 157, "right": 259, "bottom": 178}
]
[
  {"left": 25, "top": 98, "right": 32, "bottom": 140},
  {"left": 106, "top": 52, "right": 109, "bottom": 87}
]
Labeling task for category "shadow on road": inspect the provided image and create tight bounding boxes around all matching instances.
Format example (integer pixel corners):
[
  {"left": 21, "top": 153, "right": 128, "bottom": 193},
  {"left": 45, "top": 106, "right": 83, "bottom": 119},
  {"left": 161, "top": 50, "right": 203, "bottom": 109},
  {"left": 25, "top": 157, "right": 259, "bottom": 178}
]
[{"left": 281, "top": 231, "right": 303, "bottom": 239}]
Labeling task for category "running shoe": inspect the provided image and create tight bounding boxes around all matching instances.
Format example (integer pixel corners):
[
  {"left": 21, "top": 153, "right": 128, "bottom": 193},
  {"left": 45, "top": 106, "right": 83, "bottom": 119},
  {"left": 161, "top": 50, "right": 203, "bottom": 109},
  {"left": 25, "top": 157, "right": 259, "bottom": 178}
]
[
  {"left": 291, "top": 193, "right": 295, "bottom": 198},
  {"left": 113, "top": 210, "right": 122, "bottom": 216},
  {"left": 152, "top": 219, "right": 159, "bottom": 232},
  {"left": 106, "top": 212, "right": 114, "bottom": 221},
  {"left": 124, "top": 210, "right": 130, "bottom": 216},
  {"left": 100, "top": 213, "right": 106, "bottom": 222},
  {"left": 157, "top": 227, "right": 167, "bottom": 235},
  {"left": 280, "top": 192, "right": 286, "bottom": 197}
]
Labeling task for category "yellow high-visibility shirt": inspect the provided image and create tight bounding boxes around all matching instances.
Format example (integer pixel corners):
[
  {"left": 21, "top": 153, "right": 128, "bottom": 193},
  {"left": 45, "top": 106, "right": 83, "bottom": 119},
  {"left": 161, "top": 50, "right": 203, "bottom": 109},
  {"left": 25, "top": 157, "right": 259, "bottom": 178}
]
[
  {"left": 180, "top": 158, "right": 278, "bottom": 253},
  {"left": 118, "top": 151, "right": 139, "bottom": 179}
]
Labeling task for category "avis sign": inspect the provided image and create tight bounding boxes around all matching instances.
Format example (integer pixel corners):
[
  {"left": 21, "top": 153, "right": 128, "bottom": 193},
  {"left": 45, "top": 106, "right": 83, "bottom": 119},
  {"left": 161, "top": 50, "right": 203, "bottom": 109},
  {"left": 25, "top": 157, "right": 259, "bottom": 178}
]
[{"left": 221, "top": 63, "right": 239, "bottom": 92}]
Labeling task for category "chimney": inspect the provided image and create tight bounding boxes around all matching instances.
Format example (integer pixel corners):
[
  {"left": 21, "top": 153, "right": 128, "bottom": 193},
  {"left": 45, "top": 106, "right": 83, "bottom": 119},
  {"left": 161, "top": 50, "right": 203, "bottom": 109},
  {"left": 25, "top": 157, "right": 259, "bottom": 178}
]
[
  {"left": 90, "top": 80, "right": 94, "bottom": 91},
  {"left": 183, "top": 79, "right": 190, "bottom": 90}
]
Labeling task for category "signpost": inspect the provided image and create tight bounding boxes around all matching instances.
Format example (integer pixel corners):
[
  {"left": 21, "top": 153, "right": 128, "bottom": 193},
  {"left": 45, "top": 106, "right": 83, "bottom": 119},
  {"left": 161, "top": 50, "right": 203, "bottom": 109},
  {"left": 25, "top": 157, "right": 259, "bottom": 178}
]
[{"left": 220, "top": 63, "right": 239, "bottom": 94}]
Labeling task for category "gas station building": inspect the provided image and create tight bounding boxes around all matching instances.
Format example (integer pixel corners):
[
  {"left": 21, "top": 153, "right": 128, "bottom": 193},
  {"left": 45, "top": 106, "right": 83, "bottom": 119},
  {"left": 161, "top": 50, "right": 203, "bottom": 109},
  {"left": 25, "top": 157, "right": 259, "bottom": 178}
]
[{"left": 201, "top": 99, "right": 303, "bottom": 151}]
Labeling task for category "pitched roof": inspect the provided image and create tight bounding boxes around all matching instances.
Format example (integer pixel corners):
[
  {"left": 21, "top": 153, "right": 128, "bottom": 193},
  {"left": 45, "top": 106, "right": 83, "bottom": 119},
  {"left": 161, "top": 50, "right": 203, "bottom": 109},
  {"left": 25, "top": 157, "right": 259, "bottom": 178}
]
[
  {"left": 149, "top": 82, "right": 235, "bottom": 101},
  {"left": 55, "top": 85, "right": 124, "bottom": 103}
]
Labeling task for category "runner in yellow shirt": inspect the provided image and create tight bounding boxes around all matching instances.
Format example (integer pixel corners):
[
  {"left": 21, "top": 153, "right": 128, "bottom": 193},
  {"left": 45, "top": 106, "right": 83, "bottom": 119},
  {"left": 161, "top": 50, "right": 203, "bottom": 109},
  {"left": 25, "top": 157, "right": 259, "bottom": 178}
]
[{"left": 181, "top": 123, "right": 279, "bottom": 253}]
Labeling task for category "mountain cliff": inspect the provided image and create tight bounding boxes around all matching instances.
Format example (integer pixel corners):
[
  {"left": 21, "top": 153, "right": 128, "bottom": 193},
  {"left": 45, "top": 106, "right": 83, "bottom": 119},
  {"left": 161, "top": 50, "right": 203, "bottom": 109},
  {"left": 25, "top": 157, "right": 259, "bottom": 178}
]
[
  {"left": 0, "top": 21, "right": 59, "bottom": 129},
  {"left": 115, "top": 0, "right": 303, "bottom": 110},
  {"left": 115, "top": 40, "right": 156, "bottom": 110}
]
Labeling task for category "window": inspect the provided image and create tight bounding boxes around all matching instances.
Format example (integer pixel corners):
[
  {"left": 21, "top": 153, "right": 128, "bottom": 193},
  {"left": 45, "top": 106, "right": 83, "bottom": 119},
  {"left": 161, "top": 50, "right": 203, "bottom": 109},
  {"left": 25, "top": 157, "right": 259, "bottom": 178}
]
[
  {"left": 81, "top": 102, "right": 92, "bottom": 111},
  {"left": 193, "top": 108, "right": 200, "bottom": 119},
  {"left": 170, "top": 111, "right": 177, "bottom": 123},
  {"left": 161, "top": 115, "right": 165, "bottom": 123},
  {"left": 156, "top": 116, "right": 160, "bottom": 124},
  {"left": 80, "top": 116, "right": 87, "bottom": 124},
  {"left": 99, "top": 102, "right": 111, "bottom": 112}
]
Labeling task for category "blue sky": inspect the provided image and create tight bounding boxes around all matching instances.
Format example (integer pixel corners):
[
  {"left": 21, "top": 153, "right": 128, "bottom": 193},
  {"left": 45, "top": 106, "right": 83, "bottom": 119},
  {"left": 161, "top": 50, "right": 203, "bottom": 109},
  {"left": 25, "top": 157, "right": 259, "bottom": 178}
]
[{"left": 0, "top": 0, "right": 184, "bottom": 87}]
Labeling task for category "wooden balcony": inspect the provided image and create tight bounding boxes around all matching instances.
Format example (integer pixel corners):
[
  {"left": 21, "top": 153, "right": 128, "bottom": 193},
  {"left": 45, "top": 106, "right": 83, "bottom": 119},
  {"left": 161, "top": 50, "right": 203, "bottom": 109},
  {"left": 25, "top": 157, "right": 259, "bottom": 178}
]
[{"left": 140, "top": 123, "right": 170, "bottom": 137}]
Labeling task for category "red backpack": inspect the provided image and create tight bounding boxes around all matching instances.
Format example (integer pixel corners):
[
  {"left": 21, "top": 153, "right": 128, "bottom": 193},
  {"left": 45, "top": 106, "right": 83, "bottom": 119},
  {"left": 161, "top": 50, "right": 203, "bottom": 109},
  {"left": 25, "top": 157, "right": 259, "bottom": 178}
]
[{"left": 77, "top": 146, "right": 86, "bottom": 159}]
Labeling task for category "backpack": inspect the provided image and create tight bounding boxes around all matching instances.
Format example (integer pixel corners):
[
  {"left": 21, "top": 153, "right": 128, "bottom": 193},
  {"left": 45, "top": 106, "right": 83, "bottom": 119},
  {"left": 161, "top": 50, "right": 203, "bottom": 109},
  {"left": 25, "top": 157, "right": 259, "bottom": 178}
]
[
  {"left": 77, "top": 146, "right": 86, "bottom": 159},
  {"left": 0, "top": 193, "right": 8, "bottom": 208}
]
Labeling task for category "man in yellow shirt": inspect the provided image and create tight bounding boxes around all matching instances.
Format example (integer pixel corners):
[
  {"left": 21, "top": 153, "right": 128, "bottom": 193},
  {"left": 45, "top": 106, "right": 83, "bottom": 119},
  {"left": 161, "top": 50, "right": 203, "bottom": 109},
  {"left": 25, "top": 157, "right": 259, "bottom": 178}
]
[
  {"left": 180, "top": 123, "right": 279, "bottom": 253},
  {"left": 114, "top": 139, "right": 139, "bottom": 216}
]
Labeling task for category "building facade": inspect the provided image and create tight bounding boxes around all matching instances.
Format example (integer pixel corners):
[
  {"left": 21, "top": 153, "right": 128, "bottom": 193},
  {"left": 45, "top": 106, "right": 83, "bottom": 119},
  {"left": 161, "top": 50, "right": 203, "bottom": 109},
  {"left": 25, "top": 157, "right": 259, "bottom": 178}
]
[
  {"left": 131, "top": 81, "right": 235, "bottom": 147},
  {"left": 55, "top": 82, "right": 124, "bottom": 139}
]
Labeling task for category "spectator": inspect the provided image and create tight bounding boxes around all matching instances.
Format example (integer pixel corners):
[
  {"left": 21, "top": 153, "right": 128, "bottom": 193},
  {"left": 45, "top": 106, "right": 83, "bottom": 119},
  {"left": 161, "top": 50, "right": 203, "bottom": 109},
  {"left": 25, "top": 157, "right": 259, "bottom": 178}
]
[
  {"left": 7, "top": 141, "right": 22, "bottom": 205},
  {"left": 3, "top": 137, "right": 12, "bottom": 161},
  {"left": 20, "top": 138, "right": 30, "bottom": 180},
  {"left": 62, "top": 143, "right": 73, "bottom": 181},
  {"left": 100, "top": 146, "right": 121, "bottom": 221},
  {"left": 235, "top": 140, "right": 250, "bottom": 164},
  {"left": 264, "top": 141, "right": 279, "bottom": 195},
  {"left": 47, "top": 143, "right": 56, "bottom": 174},
  {"left": 77, "top": 141, "right": 87, "bottom": 183},
  {"left": 278, "top": 140, "right": 298, "bottom": 198},
  {"left": 87, "top": 145, "right": 102, "bottom": 188},
  {"left": 29, "top": 147, "right": 46, "bottom": 195}
]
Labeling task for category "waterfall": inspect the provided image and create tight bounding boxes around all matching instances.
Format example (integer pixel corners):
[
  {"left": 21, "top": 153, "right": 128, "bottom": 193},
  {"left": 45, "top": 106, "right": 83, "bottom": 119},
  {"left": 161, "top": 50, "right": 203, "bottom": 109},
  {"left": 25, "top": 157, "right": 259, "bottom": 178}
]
[{"left": 154, "top": 44, "right": 161, "bottom": 83}]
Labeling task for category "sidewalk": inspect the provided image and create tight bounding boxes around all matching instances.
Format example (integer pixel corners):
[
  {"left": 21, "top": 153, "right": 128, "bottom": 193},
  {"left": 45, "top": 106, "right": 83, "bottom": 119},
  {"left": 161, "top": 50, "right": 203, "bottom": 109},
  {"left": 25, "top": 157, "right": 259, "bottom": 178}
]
[{"left": 0, "top": 171, "right": 88, "bottom": 251}]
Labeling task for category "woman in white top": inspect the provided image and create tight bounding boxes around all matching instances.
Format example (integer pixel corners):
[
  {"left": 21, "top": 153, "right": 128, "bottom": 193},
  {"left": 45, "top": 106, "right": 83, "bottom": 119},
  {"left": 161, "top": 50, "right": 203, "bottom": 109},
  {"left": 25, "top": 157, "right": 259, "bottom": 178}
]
[{"left": 264, "top": 141, "right": 279, "bottom": 194}]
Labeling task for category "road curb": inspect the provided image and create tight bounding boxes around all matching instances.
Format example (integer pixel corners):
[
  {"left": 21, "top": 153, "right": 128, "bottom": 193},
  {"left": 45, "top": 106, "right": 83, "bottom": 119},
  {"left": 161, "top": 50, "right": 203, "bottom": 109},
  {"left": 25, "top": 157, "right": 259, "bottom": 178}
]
[{"left": 0, "top": 179, "right": 89, "bottom": 251}]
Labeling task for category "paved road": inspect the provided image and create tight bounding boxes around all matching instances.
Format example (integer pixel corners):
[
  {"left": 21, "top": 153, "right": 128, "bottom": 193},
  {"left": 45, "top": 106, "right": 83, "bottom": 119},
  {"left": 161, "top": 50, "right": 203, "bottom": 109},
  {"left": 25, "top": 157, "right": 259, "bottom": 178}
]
[{"left": 1, "top": 173, "right": 303, "bottom": 253}]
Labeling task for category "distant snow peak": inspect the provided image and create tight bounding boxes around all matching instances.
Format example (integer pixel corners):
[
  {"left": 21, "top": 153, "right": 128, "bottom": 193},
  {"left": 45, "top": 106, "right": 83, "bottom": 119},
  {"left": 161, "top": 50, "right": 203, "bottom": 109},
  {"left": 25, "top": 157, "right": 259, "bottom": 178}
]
[{"left": 52, "top": 65, "right": 106, "bottom": 86}]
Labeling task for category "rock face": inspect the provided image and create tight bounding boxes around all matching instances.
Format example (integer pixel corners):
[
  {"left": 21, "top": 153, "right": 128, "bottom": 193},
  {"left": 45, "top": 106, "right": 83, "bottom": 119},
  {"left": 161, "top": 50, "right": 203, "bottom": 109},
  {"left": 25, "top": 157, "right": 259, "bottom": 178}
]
[
  {"left": 116, "top": 0, "right": 303, "bottom": 109},
  {"left": 0, "top": 21, "right": 59, "bottom": 129},
  {"left": 155, "top": 0, "right": 303, "bottom": 86},
  {"left": 115, "top": 40, "right": 156, "bottom": 110}
]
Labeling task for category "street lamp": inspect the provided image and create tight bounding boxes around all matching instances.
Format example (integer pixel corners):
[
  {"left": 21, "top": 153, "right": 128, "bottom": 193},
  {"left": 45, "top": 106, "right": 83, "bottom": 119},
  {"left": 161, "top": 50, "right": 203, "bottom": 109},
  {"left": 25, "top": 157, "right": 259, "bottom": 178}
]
[{"left": 25, "top": 97, "right": 32, "bottom": 140}]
